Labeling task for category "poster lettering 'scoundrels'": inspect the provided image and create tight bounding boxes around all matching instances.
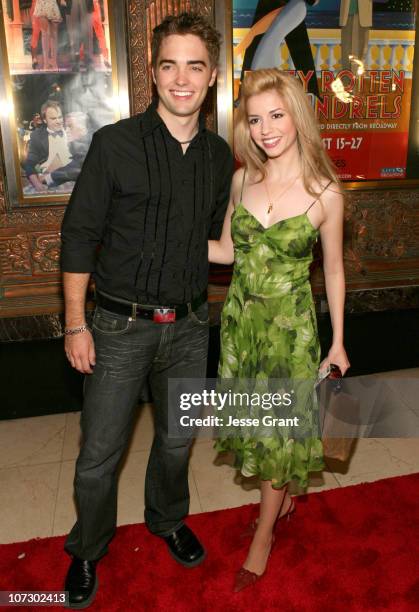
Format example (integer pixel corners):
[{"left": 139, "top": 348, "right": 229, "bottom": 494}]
[{"left": 233, "top": 0, "right": 416, "bottom": 181}]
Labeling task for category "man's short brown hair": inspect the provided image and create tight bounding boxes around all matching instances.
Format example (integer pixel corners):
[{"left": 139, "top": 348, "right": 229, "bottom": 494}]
[
  {"left": 151, "top": 12, "right": 222, "bottom": 69},
  {"left": 40, "top": 100, "right": 62, "bottom": 120}
]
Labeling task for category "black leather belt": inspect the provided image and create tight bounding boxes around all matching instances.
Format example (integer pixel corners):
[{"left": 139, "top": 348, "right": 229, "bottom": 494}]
[{"left": 96, "top": 290, "right": 207, "bottom": 323}]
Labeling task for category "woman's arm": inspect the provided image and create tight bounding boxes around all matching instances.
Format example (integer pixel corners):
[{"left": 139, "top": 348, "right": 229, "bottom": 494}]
[
  {"left": 318, "top": 185, "right": 351, "bottom": 375},
  {"left": 208, "top": 168, "right": 243, "bottom": 265}
]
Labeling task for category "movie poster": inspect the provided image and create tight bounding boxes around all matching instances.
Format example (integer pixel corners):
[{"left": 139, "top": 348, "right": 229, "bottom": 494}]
[
  {"left": 0, "top": 0, "right": 117, "bottom": 204},
  {"left": 233, "top": 0, "right": 417, "bottom": 181}
]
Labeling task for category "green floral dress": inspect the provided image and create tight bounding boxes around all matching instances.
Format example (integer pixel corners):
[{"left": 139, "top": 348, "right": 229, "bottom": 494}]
[{"left": 215, "top": 198, "right": 325, "bottom": 489}]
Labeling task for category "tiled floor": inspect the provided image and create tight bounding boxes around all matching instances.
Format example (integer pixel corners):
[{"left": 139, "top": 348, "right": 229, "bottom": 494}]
[{"left": 1, "top": 369, "right": 418, "bottom": 545}]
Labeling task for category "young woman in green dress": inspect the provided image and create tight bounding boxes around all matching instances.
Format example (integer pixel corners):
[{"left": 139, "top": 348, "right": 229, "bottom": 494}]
[{"left": 208, "top": 69, "right": 350, "bottom": 592}]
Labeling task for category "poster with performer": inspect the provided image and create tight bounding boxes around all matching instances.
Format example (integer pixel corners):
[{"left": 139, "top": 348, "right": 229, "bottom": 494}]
[
  {"left": 0, "top": 0, "right": 120, "bottom": 205},
  {"left": 232, "top": 0, "right": 418, "bottom": 182}
]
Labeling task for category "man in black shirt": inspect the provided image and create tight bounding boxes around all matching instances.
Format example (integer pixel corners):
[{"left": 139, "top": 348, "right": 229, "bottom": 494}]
[{"left": 61, "top": 13, "right": 233, "bottom": 608}]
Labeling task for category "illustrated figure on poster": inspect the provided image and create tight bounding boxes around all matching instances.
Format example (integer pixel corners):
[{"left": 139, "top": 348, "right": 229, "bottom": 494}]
[
  {"left": 28, "top": 0, "right": 54, "bottom": 70},
  {"left": 241, "top": 0, "right": 321, "bottom": 99},
  {"left": 42, "top": 111, "right": 93, "bottom": 187},
  {"left": 339, "top": 0, "right": 374, "bottom": 71},
  {"left": 67, "top": 0, "right": 110, "bottom": 69},
  {"left": 23, "top": 99, "right": 72, "bottom": 192},
  {"left": 30, "top": 0, "right": 42, "bottom": 69},
  {"left": 90, "top": 0, "right": 110, "bottom": 68},
  {"left": 66, "top": 0, "right": 91, "bottom": 68},
  {"left": 33, "top": 0, "right": 67, "bottom": 70}
]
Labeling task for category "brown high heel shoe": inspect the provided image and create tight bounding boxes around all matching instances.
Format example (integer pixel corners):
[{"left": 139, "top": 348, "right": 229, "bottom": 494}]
[
  {"left": 234, "top": 534, "right": 276, "bottom": 593},
  {"left": 240, "top": 498, "right": 296, "bottom": 539}
]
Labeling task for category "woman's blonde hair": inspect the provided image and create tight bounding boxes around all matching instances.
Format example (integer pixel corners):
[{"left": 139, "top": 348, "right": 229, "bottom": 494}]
[{"left": 234, "top": 69, "right": 340, "bottom": 198}]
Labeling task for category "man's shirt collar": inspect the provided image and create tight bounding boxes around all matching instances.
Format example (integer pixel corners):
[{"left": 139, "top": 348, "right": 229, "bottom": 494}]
[{"left": 139, "top": 100, "right": 207, "bottom": 139}]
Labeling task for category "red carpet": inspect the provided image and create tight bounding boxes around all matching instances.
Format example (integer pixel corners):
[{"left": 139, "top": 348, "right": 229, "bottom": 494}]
[{"left": 1, "top": 473, "right": 419, "bottom": 611}]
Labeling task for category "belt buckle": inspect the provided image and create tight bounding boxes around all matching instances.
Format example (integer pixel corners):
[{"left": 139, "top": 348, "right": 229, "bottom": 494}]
[{"left": 153, "top": 308, "right": 176, "bottom": 323}]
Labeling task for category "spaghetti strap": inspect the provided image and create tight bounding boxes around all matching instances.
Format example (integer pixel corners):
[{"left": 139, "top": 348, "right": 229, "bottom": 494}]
[
  {"left": 240, "top": 168, "right": 247, "bottom": 202},
  {"left": 305, "top": 179, "right": 333, "bottom": 214}
]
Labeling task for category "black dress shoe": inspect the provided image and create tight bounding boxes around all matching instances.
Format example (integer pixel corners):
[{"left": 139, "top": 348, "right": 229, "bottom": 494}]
[
  {"left": 162, "top": 524, "right": 206, "bottom": 568},
  {"left": 64, "top": 557, "right": 98, "bottom": 609}
]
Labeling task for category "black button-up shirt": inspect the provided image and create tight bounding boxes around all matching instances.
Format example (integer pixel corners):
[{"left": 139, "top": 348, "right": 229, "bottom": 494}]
[{"left": 61, "top": 103, "right": 234, "bottom": 305}]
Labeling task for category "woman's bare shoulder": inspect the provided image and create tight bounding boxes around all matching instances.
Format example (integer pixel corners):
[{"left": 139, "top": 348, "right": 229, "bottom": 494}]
[
  {"left": 316, "top": 179, "right": 344, "bottom": 218},
  {"left": 230, "top": 166, "right": 245, "bottom": 203},
  {"left": 232, "top": 166, "right": 245, "bottom": 186},
  {"left": 311, "top": 177, "right": 341, "bottom": 199}
]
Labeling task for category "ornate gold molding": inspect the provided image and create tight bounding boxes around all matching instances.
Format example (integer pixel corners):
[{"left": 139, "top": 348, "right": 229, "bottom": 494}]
[
  {"left": 31, "top": 233, "right": 61, "bottom": 273},
  {"left": 0, "top": 207, "right": 66, "bottom": 229},
  {"left": 0, "top": 234, "right": 31, "bottom": 276},
  {"left": 311, "top": 188, "right": 419, "bottom": 292}
]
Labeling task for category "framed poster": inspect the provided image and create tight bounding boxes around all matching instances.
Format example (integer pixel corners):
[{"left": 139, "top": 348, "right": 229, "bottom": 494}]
[
  {"left": 0, "top": 0, "right": 129, "bottom": 207},
  {"left": 216, "top": 0, "right": 419, "bottom": 188}
]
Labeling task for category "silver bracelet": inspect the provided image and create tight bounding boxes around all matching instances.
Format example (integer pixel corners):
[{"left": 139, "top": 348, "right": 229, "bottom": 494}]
[{"left": 64, "top": 324, "right": 90, "bottom": 336}]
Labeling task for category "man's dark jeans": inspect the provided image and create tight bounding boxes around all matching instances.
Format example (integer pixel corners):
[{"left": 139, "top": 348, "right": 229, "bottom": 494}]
[{"left": 64, "top": 302, "right": 209, "bottom": 561}]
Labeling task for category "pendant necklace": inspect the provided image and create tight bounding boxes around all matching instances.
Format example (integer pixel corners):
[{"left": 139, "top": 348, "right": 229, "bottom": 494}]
[
  {"left": 264, "top": 174, "right": 300, "bottom": 215},
  {"left": 177, "top": 125, "right": 199, "bottom": 145}
]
